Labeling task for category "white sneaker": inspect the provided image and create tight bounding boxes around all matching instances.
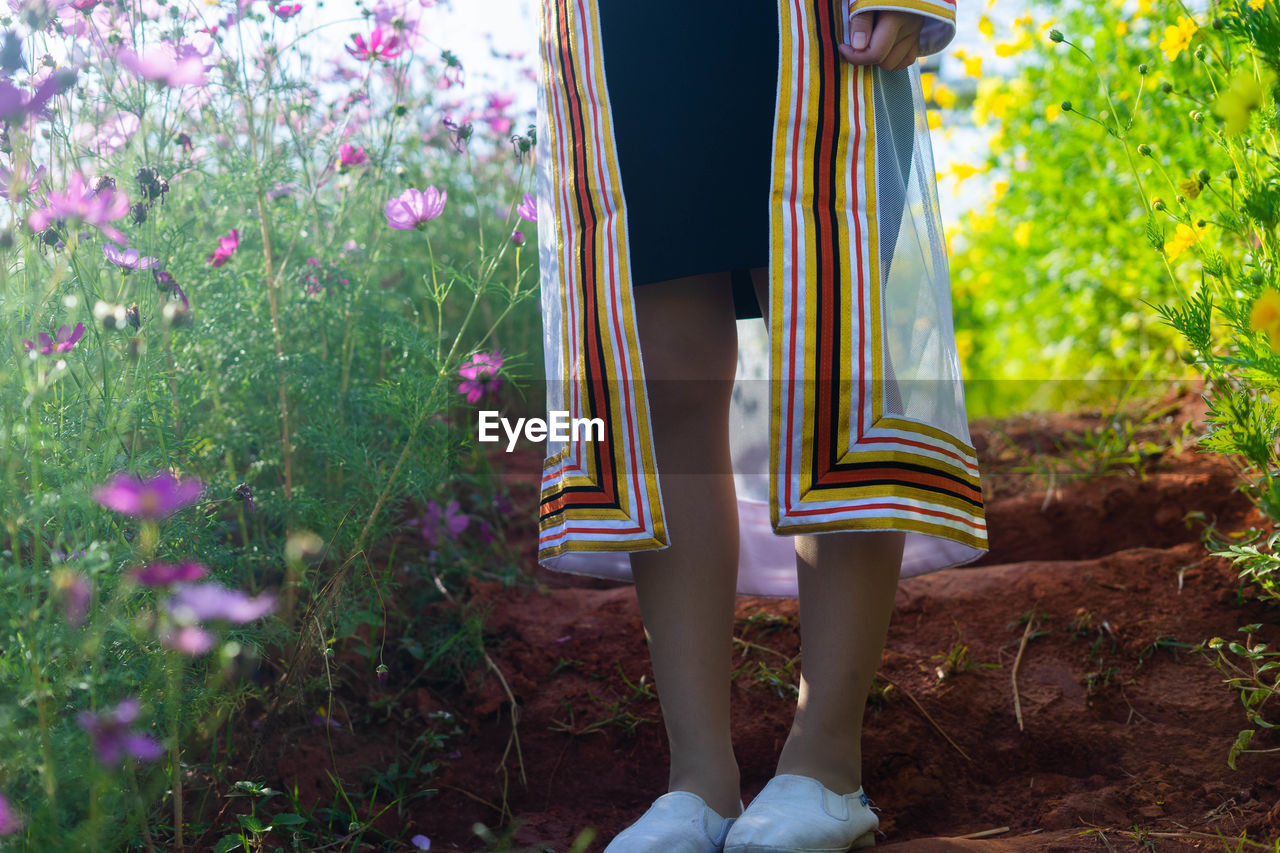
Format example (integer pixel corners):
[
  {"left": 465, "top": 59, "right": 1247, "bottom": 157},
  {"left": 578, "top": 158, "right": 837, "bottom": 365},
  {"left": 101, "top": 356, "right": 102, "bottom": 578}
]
[
  {"left": 722, "top": 775, "right": 878, "bottom": 852},
  {"left": 603, "top": 791, "right": 745, "bottom": 853}
]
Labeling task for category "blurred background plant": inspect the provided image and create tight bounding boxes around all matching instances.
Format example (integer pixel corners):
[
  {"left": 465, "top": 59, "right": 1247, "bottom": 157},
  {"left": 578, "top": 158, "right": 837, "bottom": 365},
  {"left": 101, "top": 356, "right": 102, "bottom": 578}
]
[{"left": 0, "top": 0, "right": 541, "bottom": 846}]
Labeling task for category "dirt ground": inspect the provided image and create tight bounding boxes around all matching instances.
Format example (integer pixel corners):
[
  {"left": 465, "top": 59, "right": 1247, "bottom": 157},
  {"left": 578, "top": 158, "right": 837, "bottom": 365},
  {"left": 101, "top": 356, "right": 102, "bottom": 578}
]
[{"left": 192, "top": 386, "right": 1280, "bottom": 852}]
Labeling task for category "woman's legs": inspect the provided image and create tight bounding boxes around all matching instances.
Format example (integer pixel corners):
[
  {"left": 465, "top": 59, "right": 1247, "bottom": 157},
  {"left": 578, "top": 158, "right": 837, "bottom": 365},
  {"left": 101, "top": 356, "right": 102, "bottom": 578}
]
[
  {"left": 747, "top": 266, "right": 906, "bottom": 796},
  {"left": 629, "top": 271, "right": 743, "bottom": 821}
]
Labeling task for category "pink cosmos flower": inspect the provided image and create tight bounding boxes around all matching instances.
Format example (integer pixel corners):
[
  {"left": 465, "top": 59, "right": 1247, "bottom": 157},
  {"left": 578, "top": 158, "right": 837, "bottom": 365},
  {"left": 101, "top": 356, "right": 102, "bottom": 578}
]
[
  {"left": 0, "top": 793, "right": 21, "bottom": 836},
  {"left": 24, "top": 322, "right": 85, "bottom": 355},
  {"left": 271, "top": 2, "right": 301, "bottom": 18},
  {"left": 345, "top": 27, "right": 401, "bottom": 62},
  {"left": 27, "top": 171, "right": 130, "bottom": 245},
  {"left": 516, "top": 192, "right": 536, "bottom": 223},
  {"left": 207, "top": 227, "right": 239, "bottom": 266},
  {"left": 93, "top": 471, "right": 204, "bottom": 519},
  {"left": 384, "top": 186, "right": 446, "bottom": 230},
  {"left": 162, "top": 624, "right": 216, "bottom": 655},
  {"left": 129, "top": 561, "right": 208, "bottom": 587},
  {"left": 457, "top": 350, "right": 503, "bottom": 403},
  {"left": 103, "top": 242, "right": 159, "bottom": 270},
  {"left": 77, "top": 698, "right": 165, "bottom": 766},
  {"left": 408, "top": 499, "right": 469, "bottom": 548},
  {"left": 338, "top": 143, "right": 366, "bottom": 167},
  {"left": 167, "top": 582, "right": 276, "bottom": 624},
  {"left": 117, "top": 42, "right": 208, "bottom": 87}
]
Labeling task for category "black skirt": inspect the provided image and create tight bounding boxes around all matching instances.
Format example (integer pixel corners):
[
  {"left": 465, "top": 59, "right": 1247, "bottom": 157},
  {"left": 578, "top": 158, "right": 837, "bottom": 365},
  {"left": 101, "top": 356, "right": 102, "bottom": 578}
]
[{"left": 595, "top": 0, "right": 779, "bottom": 321}]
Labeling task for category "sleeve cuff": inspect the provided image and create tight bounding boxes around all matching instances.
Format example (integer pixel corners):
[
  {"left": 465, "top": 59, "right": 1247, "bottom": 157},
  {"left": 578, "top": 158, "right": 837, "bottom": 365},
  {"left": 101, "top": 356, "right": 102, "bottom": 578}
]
[{"left": 845, "top": 0, "right": 958, "bottom": 57}]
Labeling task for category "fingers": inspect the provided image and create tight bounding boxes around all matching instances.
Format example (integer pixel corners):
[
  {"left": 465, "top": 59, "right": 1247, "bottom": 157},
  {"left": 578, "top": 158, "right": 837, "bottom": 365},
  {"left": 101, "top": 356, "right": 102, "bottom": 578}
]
[{"left": 839, "top": 9, "right": 922, "bottom": 70}]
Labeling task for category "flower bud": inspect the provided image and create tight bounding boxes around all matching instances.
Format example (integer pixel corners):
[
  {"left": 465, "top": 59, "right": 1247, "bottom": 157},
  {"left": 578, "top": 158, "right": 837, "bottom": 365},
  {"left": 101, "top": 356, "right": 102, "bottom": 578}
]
[
  {"left": 1160, "top": 81, "right": 1173, "bottom": 94},
  {"left": 1211, "top": 16, "right": 1224, "bottom": 29},
  {"left": 1193, "top": 46, "right": 1206, "bottom": 60},
  {"left": 1137, "top": 143, "right": 1152, "bottom": 156},
  {"left": 1195, "top": 218, "right": 1206, "bottom": 228},
  {"left": 126, "top": 303, "right": 140, "bottom": 329},
  {"left": 1190, "top": 110, "right": 1204, "bottom": 123},
  {"left": 1138, "top": 63, "right": 1148, "bottom": 74},
  {"left": 1049, "top": 29, "right": 1063, "bottom": 42},
  {"left": 1060, "top": 100, "right": 1072, "bottom": 112},
  {"left": 1227, "top": 167, "right": 1238, "bottom": 181},
  {"left": 1250, "top": 270, "right": 1265, "bottom": 285},
  {"left": 1151, "top": 197, "right": 1165, "bottom": 211},
  {"left": 1197, "top": 168, "right": 1210, "bottom": 183},
  {"left": 1179, "top": 349, "right": 1197, "bottom": 364}
]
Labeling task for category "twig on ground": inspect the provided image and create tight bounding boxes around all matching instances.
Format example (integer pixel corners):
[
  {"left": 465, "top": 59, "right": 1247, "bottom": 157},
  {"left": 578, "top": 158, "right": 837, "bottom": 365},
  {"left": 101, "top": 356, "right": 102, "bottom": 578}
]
[
  {"left": 955, "top": 827, "right": 1010, "bottom": 839},
  {"left": 876, "top": 674, "right": 972, "bottom": 763},
  {"left": 437, "top": 783, "right": 503, "bottom": 813},
  {"left": 431, "top": 570, "right": 527, "bottom": 825},
  {"left": 1012, "top": 612, "right": 1037, "bottom": 731}
]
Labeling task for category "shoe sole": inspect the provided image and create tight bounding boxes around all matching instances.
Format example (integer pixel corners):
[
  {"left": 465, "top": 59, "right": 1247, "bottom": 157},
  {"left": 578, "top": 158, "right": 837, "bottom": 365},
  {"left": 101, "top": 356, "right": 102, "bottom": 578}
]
[{"left": 724, "top": 831, "right": 876, "bottom": 853}]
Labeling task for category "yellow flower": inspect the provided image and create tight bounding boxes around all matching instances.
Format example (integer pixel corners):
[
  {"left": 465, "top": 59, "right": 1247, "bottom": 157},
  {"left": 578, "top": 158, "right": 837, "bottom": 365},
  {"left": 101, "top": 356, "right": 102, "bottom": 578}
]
[
  {"left": 1012, "top": 13, "right": 1033, "bottom": 28},
  {"left": 927, "top": 110, "right": 941, "bottom": 129},
  {"left": 1013, "top": 221, "right": 1033, "bottom": 247},
  {"left": 955, "top": 329, "right": 975, "bottom": 362},
  {"left": 992, "top": 179, "right": 1010, "bottom": 201},
  {"left": 953, "top": 49, "right": 983, "bottom": 77},
  {"left": 973, "top": 78, "right": 1014, "bottom": 123},
  {"left": 920, "top": 72, "right": 935, "bottom": 101},
  {"left": 1163, "top": 221, "right": 1208, "bottom": 259},
  {"left": 1115, "top": 19, "right": 1129, "bottom": 36},
  {"left": 978, "top": 15, "right": 995, "bottom": 39},
  {"left": 933, "top": 82, "right": 957, "bottom": 109},
  {"left": 1160, "top": 16, "right": 1198, "bottom": 62},
  {"left": 1250, "top": 290, "right": 1280, "bottom": 351},
  {"left": 1213, "top": 67, "right": 1279, "bottom": 135},
  {"left": 1178, "top": 177, "right": 1202, "bottom": 199},
  {"left": 994, "top": 30, "right": 1034, "bottom": 57},
  {"left": 1137, "top": 0, "right": 1154, "bottom": 12},
  {"left": 945, "top": 162, "right": 982, "bottom": 185},
  {"left": 1045, "top": 102, "right": 1061, "bottom": 121},
  {"left": 1249, "top": 0, "right": 1266, "bottom": 10}
]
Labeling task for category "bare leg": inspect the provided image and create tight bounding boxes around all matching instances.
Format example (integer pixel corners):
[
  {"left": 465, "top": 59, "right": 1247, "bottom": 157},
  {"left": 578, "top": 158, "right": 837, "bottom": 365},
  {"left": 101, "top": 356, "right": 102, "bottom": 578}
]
[
  {"left": 629, "top": 272, "right": 743, "bottom": 820},
  {"left": 748, "top": 266, "right": 905, "bottom": 796}
]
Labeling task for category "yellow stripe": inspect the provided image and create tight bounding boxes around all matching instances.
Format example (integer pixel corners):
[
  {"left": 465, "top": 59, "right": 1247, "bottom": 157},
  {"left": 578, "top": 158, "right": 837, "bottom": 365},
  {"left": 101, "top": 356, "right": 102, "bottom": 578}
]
[
  {"left": 796, "top": 481, "right": 982, "bottom": 515},
  {"left": 875, "top": 415, "right": 981, "bottom": 462},
  {"left": 776, "top": 512, "right": 988, "bottom": 546}
]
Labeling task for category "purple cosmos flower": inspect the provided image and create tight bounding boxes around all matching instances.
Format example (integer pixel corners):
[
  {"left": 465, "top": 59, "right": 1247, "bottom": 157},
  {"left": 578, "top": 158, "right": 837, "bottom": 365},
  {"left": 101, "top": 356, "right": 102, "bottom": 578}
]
[
  {"left": 384, "top": 186, "right": 446, "bottom": 230},
  {"left": 516, "top": 192, "right": 537, "bottom": 223},
  {"left": 0, "top": 793, "right": 21, "bottom": 836},
  {"left": 53, "top": 569, "right": 91, "bottom": 627},
  {"left": 103, "top": 242, "right": 159, "bottom": 271},
  {"left": 408, "top": 499, "right": 469, "bottom": 548},
  {"left": 457, "top": 350, "right": 503, "bottom": 403},
  {"left": 27, "top": 171, "right": 130, "bottom": 245},
  {"left": 0, "top": 159, "right": 44, "bottom": 202},
  {"left": 162, "top": 624, "right": 216, "bottom": 656},
  {"left": 411, "top": 836, "right": 431, "bottom": 850},
  {"left": 345, "top": 27, "right": 401, "bottom": 62},
  {"left": 167, "top": 582, "right": 276, "bottom": 624},
  {"left": 93, "top": 471, "right": 204, "bottom": 519},
  {"left": 338, "top": 143, "right": 366, "bottom": 168},
  {"left": 207, "top": 228, "right": 239, "bottom": 266},
  {"left": 129, "top": 561, "right": 208, "bottom": 587},
  {"left": 23, "top": 322, "right": 85, "bottom": 355},
  {"left": 77, "top": 698, "right": 165, "bottom": 766},
  {"left": 0, "top": 69, "right": 75, "bottom": 125},
  {"left": 271, "top": 2, "right": 301, "bottom": 18},
  {"left": 118, "top": 42, "right": 208, "bottom": 87}
]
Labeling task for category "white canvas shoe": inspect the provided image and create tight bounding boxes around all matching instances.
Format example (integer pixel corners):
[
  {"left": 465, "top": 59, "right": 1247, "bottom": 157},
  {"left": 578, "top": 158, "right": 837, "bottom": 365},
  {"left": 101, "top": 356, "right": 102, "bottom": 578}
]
[
  {"left": 722, "top": 774, "right": 879, "bottom": 852},
  {"left": 602, "top": 791, "right": 745, "bottom": 853}
]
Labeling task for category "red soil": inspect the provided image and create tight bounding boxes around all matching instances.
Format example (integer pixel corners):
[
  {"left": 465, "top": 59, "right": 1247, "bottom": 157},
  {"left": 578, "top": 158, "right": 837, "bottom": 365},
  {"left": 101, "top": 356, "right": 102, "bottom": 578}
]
[{"left": 191, "top": 387, "right": 1280, "bottom": 852}]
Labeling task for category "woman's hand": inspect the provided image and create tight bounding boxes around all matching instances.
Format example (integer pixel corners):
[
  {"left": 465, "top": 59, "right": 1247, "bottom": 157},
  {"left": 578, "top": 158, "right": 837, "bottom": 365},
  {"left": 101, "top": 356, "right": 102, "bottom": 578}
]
[{"left": 839, "top": 10, "right": 925, "bottom": 71}]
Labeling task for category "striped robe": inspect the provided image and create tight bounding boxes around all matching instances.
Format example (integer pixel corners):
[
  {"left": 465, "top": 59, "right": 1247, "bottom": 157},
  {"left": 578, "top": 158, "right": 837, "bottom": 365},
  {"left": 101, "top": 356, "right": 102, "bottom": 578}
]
[{"left": 533, "top": 0, "right": 988, "bottom": 598}]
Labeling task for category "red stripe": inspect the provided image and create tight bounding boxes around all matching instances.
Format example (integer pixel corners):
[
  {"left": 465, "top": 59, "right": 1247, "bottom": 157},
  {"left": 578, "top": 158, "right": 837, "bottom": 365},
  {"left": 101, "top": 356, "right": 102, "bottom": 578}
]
[
  {"left": 787, "top": 500, "right": 986, "bottom": 530},
  {"left": 782, "top": 0, "right": 805, "bottom": 519},
  {"left": 857, "top": 434, "right": 980, "bottom": 472}
]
